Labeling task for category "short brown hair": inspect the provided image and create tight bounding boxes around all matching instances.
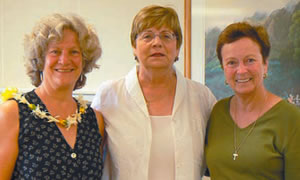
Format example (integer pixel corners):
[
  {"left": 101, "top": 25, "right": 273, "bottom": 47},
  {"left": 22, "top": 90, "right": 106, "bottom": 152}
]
[
  {"left": 130, "top": 5, "right": 182, "bottom": 50},
  {"left": 24, "top": 13, "right": 102, "bottom": 90},
  {"left": 216, "top": 22, "right": 270, "bottom": 66}
]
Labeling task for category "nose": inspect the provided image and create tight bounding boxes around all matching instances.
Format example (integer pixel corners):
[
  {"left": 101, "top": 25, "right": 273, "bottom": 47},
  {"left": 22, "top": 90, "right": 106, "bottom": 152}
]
[
  {"left": 58, "top": 51, "right": 70, "bottom": 64},
  {"left": 151, "top": 34, "right": 163, "bottom": 46},
  {"left": 236, "top": 63, "right": 247, "bottom": 73}
]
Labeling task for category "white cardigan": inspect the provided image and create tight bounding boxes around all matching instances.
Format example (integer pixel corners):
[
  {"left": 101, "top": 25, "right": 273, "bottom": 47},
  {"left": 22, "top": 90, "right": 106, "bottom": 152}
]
[{"left": 92, "top": 66, "right": 216, "bottom": 180}]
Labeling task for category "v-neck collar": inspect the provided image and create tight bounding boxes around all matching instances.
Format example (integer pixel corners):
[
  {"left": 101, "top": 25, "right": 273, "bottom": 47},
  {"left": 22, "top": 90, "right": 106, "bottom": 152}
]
[
  {"left": 27, "top": 90, "right": 80, "bottom": 150},
  {"left": 125, "top": 65, "right": 187, "bottom": 117},
  {"left": 227, "top": 96, "right": 285, "bottom": 130}
]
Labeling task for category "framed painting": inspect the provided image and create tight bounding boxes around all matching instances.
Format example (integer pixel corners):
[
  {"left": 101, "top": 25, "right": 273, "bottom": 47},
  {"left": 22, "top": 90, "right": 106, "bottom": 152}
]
[{"left": 202, "top": 0, "right": 300, "bottom": 107}]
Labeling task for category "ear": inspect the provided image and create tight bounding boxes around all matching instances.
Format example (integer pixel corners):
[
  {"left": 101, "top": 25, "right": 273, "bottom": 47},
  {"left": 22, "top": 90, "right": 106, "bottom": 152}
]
[
  {"left": 133, "top": 47, "right": 137, "bottom": 57},
  {"left": 176, "top": 47, "right": 180, "bottom": 57},
  {"left": 132, "top": 47, "right": 139, "bottom": 61},
  {"left": 264, "top": 58, "right": 269, "bottom": 75}
]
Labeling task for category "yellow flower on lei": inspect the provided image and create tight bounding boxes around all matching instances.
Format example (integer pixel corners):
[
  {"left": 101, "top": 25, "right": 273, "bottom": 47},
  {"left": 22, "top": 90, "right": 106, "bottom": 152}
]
[{"left": 0, "top": 87, "right": 19, "bottom": 103}]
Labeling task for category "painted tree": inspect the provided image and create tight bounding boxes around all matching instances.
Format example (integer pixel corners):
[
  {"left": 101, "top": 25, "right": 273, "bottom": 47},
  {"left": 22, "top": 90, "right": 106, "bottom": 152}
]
[{"left": 288, "top": 10, "right": 300, "bottom": 64}]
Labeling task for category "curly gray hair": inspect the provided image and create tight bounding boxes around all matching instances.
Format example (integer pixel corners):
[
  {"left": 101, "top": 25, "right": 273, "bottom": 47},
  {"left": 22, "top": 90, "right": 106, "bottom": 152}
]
[{"left": 24, "top": 13, "right": 102, "bottom": 90}]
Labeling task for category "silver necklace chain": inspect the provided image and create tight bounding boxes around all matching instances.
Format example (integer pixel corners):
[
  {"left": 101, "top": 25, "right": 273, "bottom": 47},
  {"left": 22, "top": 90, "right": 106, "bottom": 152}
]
[
  {"left": 232, "top": 93, "right": 268, "bottom": 160},
  {"left": 233, "top": 118, "right": 257, "bottom": 160}
]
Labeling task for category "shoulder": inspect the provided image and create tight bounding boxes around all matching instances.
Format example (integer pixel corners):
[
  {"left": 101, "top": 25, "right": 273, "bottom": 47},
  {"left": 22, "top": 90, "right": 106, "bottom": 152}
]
[
  {"left": 185, "top": 79, "right": 215, "bottom": 96},
  {"left": 276, "top": 100, "right": 300, "bottom": 119},
  {"left": 0, "top": 100, "right": 19, "bottom": 135},
  {"left": 94, "top": 77, "right": 126, "bottom": 95},
  {"left": 209, "top": 97, "right": 231, "bottom": 118},
  {"left": 184, "top": 78, "right": 208, "bottom": 89},
  {"left": 264, "top": 100, "right": 300, "bottom": 141},
  {"left": 184, "top": 78, "right": 217, "bottom": 104},
  {"left": 213, "top": 97, "right": 231, "bottom": 108},
  {"left": 0, "top": 100, "right": 19, "bottom": 122},
  {"left": 92, "top": 78, "right": 126, "bottom": 110}
]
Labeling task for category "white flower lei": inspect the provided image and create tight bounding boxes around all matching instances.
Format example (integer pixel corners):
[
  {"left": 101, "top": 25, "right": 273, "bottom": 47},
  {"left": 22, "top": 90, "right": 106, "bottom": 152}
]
[{"left": 1, "top": 88, "right": 88, "bottom": 130}]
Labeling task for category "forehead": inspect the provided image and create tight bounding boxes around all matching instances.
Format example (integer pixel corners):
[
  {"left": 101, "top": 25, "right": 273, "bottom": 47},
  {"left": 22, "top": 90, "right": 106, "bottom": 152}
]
[
  {"left": 221, "top": 37, "right": 262, "bottom": 61},
  {"left": 48, "top": 29, "right": 79, "bottom": 47},
  {"left": 222, "top": 38, "right": 260, "bottom": 53},
  {"left": 142, "top": 26, "right": 173, "bottom": 32}
]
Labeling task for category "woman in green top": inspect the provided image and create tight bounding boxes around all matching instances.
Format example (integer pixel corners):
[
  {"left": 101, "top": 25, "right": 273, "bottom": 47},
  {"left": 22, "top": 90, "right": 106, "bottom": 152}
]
[{"left": 205, "top": 22, "right": 300, "bottom": 180}]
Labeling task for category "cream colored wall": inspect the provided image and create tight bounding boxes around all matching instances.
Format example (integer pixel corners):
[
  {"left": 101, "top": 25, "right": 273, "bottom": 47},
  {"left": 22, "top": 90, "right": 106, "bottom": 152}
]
[
  {"left": 191, "top": 0, "right": 206, "bottom": 83},
  {"left": 0, "top": 0, "right": 184, "bottom": 94}
]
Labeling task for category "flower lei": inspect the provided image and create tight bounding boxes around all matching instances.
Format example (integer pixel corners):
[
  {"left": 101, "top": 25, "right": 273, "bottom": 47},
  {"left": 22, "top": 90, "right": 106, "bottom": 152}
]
[{"left": 0, "top": 87, "right": 88, "bottom": 130}]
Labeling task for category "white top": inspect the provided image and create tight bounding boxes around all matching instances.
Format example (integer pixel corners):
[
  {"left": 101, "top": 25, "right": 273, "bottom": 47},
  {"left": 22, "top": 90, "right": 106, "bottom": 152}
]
[
  {"left": 92, "top": 66, "right": 216, "bottom": 180},
  {"left": 148, "top": 116, "right": 175, "bottom": 180}
]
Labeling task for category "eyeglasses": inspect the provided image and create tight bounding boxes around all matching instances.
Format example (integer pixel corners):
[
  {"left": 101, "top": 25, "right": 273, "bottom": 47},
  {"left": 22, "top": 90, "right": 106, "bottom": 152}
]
[{"left": 138, "top": 31, "right": 176, "bottom": 43}]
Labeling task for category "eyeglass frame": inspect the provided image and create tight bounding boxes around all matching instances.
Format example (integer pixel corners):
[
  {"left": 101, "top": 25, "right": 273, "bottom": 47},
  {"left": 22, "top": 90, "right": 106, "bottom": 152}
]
[{"left": 136, "top": 31, "right": 178, "bottom": 43}]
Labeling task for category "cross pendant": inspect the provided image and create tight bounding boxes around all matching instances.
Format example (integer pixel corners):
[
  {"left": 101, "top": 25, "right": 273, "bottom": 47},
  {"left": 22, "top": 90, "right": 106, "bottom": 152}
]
[{"left": 233, "top": 153, "right": 238, "bottom": 160}]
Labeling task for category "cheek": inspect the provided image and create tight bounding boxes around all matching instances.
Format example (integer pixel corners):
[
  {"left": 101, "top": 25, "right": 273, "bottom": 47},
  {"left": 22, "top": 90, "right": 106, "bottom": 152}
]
[
  {"left": 43, "top": 56, "right": 54, "bottom": 69},
  {"left": 78, "top": 58, "right": 83, "bottom": 67},
  {"left": 80, "top": 60, "right": 85, "bottom": 70},
  {"left": 223, "top": 68, "right": 231, "bottom": 78},
  {"left": 79, "top": 61, "right": 84, "bottom": 72},
  {"left": 134, "top": 47, "right": 148, "bottom": 59},
  {"left": 76, "top": 60, "right": 83, "bottom": 74},
  {"left": 73, "top": 55, "right": 83, "bottom": 67},
  {"left": 223, "top": 69, "right": 236, "bottom": 83},
  {"left": 174, "top": 48, "right": 180, "bottom": 57}
]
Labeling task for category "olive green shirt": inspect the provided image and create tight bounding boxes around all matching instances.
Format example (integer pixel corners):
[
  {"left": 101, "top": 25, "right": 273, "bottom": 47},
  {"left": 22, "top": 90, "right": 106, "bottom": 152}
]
[{"left": 205, "top": 97, "right": 300, "bottom": 180}]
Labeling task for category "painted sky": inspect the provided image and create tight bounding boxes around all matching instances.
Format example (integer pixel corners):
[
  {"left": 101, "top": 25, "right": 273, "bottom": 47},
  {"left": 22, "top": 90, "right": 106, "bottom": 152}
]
[{"left": 193, "top": 0, "right": 299, "bottom": 31}]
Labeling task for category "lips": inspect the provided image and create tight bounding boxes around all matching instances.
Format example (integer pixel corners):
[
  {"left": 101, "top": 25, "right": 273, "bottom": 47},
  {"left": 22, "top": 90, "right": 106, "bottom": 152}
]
[
  {"left": 150, "top": 52, "right": 165, "bottom": 57},
  {"left": 235, "top": 78, "right": 252, "bottom": 83},
  {"left": 55, "top": 68, "right": 74, "bottom": 72}
]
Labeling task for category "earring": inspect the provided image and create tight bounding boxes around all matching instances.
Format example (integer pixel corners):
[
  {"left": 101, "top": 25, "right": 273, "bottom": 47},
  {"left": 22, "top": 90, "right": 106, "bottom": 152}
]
[
  {"left": 225, "top": 80, "right": 228, "bottom": 85},
  {"left": 174, "top": 57, "right": 179, "bottom": 62},
  {"left": 263, "top": 73, "right": 268, "bottom": 79},
  {"left": 40, "top": 71, "right": 43, "bottom": 81}
]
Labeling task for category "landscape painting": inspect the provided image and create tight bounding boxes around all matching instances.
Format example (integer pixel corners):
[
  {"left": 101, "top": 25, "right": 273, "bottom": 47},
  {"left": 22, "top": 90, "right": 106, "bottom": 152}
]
[{"left": 205, "top": 0, "right": 300, "bottom": 107}]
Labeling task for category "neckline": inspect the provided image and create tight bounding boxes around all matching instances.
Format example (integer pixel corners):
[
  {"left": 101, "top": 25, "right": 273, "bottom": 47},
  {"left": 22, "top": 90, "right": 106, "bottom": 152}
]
[
  {"left": 227, "top": 96, "right": 285, "bottom": 130},
  {"left": 30, "top": 89, "right": 80, "bottom": 150},
  {"left": 126, "top": 65, "right": 187, "bottom": 118}
]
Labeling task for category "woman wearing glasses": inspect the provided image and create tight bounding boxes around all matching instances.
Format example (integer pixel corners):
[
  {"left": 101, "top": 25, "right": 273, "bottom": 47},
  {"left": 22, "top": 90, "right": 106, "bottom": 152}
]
[{"left": 92, "top": 5, "right": 216, "bottom": 180}]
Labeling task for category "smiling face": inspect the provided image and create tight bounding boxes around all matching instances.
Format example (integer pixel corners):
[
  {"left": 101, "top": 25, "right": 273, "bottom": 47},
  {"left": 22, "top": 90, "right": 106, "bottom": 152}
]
[
  {"left": 42, "top": 28, "right": 82, "bottom": 91},
  {"left": 222, "top": 37, "right": 268, "bottom": 96},
  {"left": 133, "top": 27, "right": 179, "bottom": 71}
]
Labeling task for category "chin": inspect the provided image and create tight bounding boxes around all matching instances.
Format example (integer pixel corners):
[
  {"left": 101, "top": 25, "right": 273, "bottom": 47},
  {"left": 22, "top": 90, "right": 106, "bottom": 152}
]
[
  {"left": 55, "top": 81, "right": 77, "bottom": 90},
  {"left": 234, "top": 88, "right": 256, "bottom": 96}
]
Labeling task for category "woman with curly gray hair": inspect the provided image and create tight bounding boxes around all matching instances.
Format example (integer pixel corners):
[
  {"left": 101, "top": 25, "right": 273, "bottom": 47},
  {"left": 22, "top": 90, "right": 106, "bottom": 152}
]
[{"left": 0, "top": 13, "right": 104, "bottom": 179}]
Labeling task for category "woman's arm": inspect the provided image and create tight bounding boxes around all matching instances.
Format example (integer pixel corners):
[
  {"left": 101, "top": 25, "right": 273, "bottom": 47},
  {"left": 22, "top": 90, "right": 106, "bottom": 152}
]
[
  {"left": 94, "top": 109, "right": 105, "bottom": 138},
  {"left": 284, "top": 119, "right": 300, "bottom": 179},
  {"left": 283, "top": 104, "right": 300, "bottom": 179},
  {"left": 0, "top": 100, "right": 19, "bottom": 179},
  {"left": 94, "top": 109, "right": 110, "bottom": 180}
]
